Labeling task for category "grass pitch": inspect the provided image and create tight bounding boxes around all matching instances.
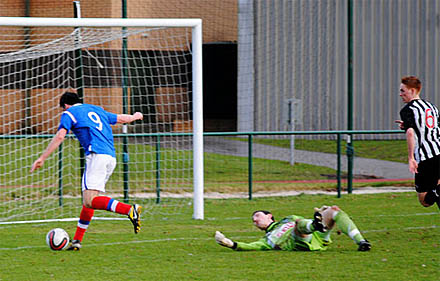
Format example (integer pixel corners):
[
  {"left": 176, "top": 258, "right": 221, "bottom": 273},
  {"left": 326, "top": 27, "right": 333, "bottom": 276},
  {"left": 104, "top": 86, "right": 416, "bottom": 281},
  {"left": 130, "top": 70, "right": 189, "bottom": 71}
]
[{"left": 0, "top": 192, "right": 438, "bottom": 281}]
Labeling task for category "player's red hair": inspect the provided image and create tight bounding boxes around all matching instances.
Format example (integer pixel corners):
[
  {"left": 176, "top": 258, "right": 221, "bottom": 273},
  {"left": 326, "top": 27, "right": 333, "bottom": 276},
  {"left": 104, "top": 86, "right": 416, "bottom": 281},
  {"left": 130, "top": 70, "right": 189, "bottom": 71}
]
[{"left": 401, "top": 76, "right": 422, "bottom": 93}]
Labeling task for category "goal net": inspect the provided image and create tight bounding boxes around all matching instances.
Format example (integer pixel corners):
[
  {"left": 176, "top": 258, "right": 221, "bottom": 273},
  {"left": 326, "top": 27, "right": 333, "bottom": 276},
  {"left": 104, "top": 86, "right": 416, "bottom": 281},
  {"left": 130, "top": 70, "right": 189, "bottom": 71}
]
[{"left": 0, "top": 17, "right": 203, "bottom": 223}]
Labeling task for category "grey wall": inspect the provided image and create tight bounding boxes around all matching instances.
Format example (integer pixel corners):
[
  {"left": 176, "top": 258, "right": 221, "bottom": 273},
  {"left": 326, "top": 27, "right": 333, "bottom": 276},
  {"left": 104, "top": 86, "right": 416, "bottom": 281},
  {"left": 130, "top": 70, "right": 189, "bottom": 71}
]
[{"left": 237, "top": 0, "right": 440, "bottom": 139}]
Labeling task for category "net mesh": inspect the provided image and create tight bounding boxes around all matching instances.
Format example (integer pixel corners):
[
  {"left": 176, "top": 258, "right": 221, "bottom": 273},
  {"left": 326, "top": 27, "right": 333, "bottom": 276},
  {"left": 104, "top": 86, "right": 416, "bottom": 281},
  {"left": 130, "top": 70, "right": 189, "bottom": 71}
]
[{"left": 0, "top": 25, "right": 195, "bottom": 222}]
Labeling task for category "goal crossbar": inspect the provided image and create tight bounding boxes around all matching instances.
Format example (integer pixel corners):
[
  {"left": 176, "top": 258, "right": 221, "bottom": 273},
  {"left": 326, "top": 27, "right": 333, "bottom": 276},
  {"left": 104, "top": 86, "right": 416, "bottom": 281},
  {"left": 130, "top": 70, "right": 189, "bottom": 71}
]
[{"left": 0, "top": 17, "right": 202, "bottom": 28}]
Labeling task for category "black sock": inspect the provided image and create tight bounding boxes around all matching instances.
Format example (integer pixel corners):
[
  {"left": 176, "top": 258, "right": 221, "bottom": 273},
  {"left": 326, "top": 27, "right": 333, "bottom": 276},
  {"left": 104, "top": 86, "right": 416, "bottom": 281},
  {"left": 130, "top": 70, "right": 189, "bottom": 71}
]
[
  {"left": 424, "top": 190, "right": 439, "bottom": 206},
  {"left": 434, "top": 185, "right": 440, "bottom": 209}
]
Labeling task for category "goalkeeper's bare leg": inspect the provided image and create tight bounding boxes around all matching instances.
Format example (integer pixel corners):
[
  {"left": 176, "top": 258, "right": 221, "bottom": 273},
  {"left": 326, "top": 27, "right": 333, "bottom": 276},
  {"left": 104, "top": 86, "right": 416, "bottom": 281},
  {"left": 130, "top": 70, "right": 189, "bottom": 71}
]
[
  {"left": 294, "top": 205, "right": 370, "bottom": 251},
  {"left": 314, "top": 205, "right": 371, "bottom": 251}
]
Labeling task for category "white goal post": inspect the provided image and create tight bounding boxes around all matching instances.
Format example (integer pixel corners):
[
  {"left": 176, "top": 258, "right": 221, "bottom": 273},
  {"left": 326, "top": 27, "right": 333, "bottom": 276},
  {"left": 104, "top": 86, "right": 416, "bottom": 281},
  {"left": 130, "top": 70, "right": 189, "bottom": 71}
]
[{"left": 0, "top": 17, "right": 204, "bottom": 222}]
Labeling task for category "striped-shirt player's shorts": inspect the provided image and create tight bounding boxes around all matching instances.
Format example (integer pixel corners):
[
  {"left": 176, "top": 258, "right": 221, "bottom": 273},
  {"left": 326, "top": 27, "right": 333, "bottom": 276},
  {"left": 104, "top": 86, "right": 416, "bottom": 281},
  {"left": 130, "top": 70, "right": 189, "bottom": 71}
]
[{"left": 415, "top": 154, "right": 440, "bottom": 193}]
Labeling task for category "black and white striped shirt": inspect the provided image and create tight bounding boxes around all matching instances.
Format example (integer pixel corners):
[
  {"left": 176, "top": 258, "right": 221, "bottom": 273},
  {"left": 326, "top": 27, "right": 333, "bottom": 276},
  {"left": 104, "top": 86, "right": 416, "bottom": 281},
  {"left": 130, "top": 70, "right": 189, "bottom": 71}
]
[{"left": 400, "top": 99, "right": 440, "bottom": 162}]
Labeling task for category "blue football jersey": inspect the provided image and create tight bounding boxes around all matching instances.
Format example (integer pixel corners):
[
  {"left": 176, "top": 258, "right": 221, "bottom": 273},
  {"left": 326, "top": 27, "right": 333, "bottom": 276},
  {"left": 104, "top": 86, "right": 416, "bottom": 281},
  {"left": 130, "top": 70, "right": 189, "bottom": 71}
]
[{"left": 58, "top": 104, "right": 118, "bottom": 157}]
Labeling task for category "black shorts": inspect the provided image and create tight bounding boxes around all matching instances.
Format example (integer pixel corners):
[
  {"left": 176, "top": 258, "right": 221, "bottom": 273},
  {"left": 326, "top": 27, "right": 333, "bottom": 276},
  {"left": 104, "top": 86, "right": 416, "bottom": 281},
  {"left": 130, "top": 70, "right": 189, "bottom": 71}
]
[{"left": 414, "top": 155, "right": 440, "bottom": 193}]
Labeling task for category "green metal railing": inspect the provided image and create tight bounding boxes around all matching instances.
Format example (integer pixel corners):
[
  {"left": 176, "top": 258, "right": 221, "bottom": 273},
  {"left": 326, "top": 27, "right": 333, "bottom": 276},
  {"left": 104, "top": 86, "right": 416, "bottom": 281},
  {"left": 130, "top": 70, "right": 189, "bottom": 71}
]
[
  {"left": 204, "top": 130, "right": 404, "bottom": 199},
  {"left": 3, "top": 129, "right": 404, "bottom": 205}
]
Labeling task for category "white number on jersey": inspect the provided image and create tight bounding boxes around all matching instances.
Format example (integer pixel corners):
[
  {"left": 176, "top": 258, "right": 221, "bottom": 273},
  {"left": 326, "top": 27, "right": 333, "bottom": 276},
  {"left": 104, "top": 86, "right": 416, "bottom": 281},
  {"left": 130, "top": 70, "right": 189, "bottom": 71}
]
[{"left": 88, "top": 112, "right": 103, "bottom": 131}]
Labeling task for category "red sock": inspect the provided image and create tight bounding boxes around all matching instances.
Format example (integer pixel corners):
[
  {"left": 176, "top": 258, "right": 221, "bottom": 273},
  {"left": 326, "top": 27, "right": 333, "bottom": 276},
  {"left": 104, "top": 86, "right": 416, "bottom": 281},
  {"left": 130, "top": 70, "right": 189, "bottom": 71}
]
[
  {"left": 73, "top": 206, "right": 94, "bottom": 242},
  {"left": 91, "top": 196, "right": 131, "bottom": 215}
]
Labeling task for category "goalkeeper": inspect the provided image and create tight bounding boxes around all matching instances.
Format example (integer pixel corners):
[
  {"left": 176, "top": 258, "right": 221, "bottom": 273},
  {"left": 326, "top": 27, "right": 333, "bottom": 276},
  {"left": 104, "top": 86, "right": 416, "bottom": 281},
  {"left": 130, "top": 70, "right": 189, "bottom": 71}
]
[{"left": 215, "top": 205, "right": 371, "bottom": 252}]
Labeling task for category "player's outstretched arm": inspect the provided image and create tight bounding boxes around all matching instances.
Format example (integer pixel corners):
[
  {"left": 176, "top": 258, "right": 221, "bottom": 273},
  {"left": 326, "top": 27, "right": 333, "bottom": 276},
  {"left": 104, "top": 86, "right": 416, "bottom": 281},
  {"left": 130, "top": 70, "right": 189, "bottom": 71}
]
[
  {"left": 116, "top": 112, "right": 143, "bottom": 124},
  {"left": 215, "top": 231, "right": 272, "bottom": 251},
  {"left": 215, "top": 231, "right": 235, "bottom": 248},
  {"left": 30, "top": 129, "right": 67, "bottom": 173}
]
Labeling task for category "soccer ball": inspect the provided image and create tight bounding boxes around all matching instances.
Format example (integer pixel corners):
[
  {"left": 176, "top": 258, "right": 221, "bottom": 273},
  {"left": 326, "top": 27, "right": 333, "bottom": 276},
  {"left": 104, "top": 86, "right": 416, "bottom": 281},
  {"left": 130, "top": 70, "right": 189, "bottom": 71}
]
[{"left": 46, "top": 228, "right": 70, "bottom": 251}]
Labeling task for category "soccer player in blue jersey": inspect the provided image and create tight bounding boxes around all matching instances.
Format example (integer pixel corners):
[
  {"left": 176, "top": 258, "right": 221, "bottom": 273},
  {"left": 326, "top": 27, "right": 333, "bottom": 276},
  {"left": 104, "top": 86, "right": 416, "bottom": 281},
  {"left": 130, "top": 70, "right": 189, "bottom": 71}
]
[
  {"left": 30, "top": 91, "right": 144, "bottom": 251},
  {"left": 215, "top": 205, "right": 371, "bottom": 252}
]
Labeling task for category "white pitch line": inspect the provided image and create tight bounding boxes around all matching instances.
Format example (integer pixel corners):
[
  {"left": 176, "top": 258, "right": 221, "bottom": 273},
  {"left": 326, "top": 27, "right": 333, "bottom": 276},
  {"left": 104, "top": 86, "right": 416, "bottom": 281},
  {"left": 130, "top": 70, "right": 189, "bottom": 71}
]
[
  {"left": 357, "top": 212, "right": 439, "bottom": 218},
  {"left": 209, "top": 211, "right": 439, "bottom": 221},
  {"left": 0, "top": 224, "right": 438, "bottom": 251},
  {"left": 362, "top": 225, "right": 439, "bottom": 233},
  {"left": 2, "top": 211, "right": 434, "bottom": 228},
  {"left": 0, "top": 217, "right": 127, "bottom": 225}
]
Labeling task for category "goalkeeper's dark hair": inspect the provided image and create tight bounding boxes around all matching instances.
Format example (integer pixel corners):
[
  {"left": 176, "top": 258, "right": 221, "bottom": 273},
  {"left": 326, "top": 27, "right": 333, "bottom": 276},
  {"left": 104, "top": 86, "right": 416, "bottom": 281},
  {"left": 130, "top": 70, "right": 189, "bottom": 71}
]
[
  {"left": 60, "top": 91, "right": 81, "bottom": 108},
  {"left": 252, "top": 210, "right": 274, "bottom": 221}
]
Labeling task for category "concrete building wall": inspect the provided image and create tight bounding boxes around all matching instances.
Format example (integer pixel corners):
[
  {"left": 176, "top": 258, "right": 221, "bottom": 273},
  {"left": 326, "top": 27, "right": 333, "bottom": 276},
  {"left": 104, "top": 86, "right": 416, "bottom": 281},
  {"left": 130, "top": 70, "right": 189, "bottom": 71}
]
[{"left": 238, "top": 0, "right": 440, "bottom": 140}]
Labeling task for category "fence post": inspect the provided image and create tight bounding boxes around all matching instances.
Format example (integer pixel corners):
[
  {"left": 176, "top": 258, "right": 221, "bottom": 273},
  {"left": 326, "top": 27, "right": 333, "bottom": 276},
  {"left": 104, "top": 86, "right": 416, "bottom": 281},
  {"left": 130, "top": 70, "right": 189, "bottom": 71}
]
[
  {"left": 58, "top": 143, "right": 63, "bottom": 206},
  {"left": 156, "top": 135, "right": 161, "bottom": 203},
  {"left": 248, "top": 134, "right": 253, "bottom": 200},
  {"left": 346, "top": 134, "right": 354, "bottom": 194},
  {"left": 347, "top": 0, "right": 354, "bottom": 194},
  {"left": 337, "top": 133, "right": 341, "bottom": 198}
]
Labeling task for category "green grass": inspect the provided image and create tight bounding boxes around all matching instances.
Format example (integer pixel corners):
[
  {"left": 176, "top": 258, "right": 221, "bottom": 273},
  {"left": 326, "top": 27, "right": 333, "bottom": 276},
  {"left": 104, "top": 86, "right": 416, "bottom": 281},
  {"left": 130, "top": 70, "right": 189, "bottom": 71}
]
[
  {"left": 1, "top": 193, "right": 438, "bottom": 280},
  {"left": 205, "top": 154, "right": 335, "bottom": 181},
  {"left": 299, "top": 139, "right": 407, "bottom": 163}
]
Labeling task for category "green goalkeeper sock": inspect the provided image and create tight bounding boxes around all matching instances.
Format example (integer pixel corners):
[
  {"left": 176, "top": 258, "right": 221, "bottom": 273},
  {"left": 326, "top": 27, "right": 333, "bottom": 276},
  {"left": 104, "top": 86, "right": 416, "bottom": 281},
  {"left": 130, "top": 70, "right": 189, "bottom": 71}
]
[
  {"left": 296, "top": 219, "right": 332, "bottom": 241},
  {"left": 334, "top": 210, "right": 365, "bottom": 244},
  {"left": 295, "top": 219, "right": 315, "bottom": 234}
]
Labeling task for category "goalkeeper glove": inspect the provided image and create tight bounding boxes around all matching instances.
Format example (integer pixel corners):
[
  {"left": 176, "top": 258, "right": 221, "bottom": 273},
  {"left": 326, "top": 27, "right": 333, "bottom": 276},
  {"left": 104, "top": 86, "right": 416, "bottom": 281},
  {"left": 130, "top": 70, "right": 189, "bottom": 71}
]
[
  {"left": 312, "top": 211, "right": 326, "bottom": 232},
  {"left": 313, "top": 205, "right": 332, "bottom": 232},
  {"left": 215, "top": 231, "right": 235, "bottom": 248}
]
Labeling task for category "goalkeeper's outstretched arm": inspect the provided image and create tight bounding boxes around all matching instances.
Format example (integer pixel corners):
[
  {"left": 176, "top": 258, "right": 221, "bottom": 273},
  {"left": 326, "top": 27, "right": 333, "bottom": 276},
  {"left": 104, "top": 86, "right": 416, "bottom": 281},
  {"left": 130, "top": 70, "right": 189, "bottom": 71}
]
[
  {"left": 215, "top": 231, "right": 236, "bottom": 248},
  {"left": 214, "top": 231, "right": 272, "bottom": 251}
]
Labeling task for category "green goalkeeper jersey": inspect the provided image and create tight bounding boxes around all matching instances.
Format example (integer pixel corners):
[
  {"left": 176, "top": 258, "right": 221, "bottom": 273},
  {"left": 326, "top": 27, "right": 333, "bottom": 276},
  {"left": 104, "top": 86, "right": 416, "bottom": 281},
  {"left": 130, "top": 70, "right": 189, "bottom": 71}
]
[{"left": 234, "top": 215, "right": 331, "bottom": 251}]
